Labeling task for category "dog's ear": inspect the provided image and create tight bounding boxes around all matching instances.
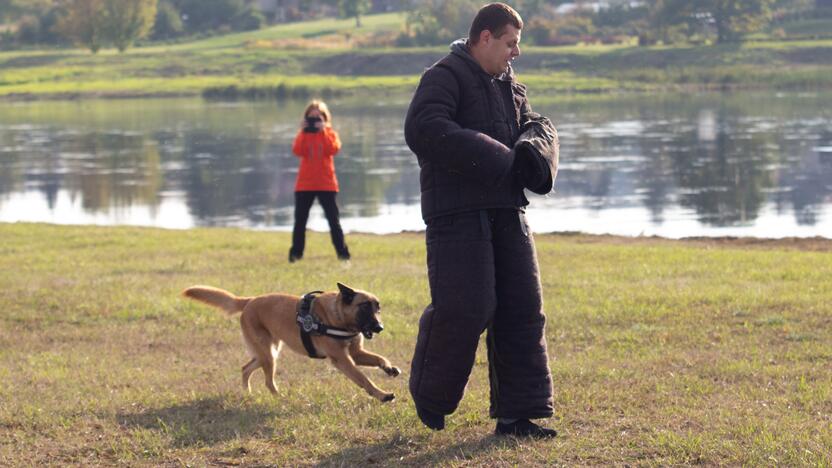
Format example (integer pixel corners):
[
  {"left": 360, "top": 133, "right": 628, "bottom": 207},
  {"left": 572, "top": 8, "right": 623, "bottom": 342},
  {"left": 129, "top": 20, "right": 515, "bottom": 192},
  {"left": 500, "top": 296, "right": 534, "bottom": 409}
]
[{"left": 337, "top": 282, "right": 356, "bottom": 305}]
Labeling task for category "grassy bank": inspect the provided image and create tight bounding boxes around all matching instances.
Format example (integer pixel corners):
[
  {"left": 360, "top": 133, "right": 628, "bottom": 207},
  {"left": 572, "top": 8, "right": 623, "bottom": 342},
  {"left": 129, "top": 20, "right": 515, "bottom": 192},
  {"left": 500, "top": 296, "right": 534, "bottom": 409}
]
[
  {"left": 1, "top": 13, "right": 832, "bottom": 99},
  {"left": 0, "top": 223, "right": 830, "bottom": 465}
]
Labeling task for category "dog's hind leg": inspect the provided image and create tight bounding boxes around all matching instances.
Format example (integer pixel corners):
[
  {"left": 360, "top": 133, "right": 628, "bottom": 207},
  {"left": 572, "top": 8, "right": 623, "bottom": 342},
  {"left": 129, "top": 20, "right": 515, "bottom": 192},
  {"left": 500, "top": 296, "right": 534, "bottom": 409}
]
[
  {"left": 256, "top": 341, "right": 282, "bottom": 394},
  {"left": 242, "top": 318, "right": 280, "bottom": 394},
  {"left": 242, "top": 358, "right": 260, "bottom": 393},
  {"left": 261, "top": 356, "right": 277, "bottom": 394}
]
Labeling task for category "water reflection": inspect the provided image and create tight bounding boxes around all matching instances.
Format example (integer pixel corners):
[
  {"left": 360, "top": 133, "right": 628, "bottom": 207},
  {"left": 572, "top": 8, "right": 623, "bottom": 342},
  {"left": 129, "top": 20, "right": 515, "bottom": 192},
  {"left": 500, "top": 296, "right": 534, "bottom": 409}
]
[{"left": 0, "top": 93, "right": 830, "bottom": 238}]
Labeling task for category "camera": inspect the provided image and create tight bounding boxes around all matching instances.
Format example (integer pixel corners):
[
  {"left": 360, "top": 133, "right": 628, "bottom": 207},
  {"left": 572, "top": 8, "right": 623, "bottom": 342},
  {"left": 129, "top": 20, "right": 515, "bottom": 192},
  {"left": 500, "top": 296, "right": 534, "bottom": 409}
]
[{"left": 303, "top": 116, "right": 322, "bottom": 133}]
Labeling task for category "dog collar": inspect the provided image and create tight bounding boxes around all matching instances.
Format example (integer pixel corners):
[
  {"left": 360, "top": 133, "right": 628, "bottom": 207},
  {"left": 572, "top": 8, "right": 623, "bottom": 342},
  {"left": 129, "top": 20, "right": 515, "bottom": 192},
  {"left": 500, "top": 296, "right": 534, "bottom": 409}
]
[{"left": 297, "top": 291, "right": 358, "bottom": 359}]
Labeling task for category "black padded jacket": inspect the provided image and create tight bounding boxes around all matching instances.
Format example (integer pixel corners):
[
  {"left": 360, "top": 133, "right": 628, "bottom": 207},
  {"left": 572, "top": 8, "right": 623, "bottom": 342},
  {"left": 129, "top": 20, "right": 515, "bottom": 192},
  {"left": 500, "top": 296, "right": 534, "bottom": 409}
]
[{"left": 404, "top": 39, "right": 559, "bottom": 221}]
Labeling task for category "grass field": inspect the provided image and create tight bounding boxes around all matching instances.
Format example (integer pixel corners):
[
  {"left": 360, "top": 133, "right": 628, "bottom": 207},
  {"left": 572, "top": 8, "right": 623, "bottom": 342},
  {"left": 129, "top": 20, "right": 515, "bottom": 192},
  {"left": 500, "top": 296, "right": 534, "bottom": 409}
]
[
  {"left": 1, "top": 13, "right": 832, "bottom": 99},
  {"left": 0, "top": 223, "right": 830, "bottom": 466}
]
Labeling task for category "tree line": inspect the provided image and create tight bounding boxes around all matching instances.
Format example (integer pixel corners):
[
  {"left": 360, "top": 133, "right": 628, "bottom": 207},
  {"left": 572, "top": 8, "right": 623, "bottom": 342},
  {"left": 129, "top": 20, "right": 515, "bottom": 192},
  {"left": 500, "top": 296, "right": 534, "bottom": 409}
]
[
  {"left": 0, "top": 0, "right": 380, "bottom": 52},
  {"left": 399, "top": 0, "right": 831, "bottom": 46},
  {"left": 1, "top": 0, "right": 830, "bottom": 52},
  {"left": 0, "top": 0, "right": 268, "bottom": 52}
]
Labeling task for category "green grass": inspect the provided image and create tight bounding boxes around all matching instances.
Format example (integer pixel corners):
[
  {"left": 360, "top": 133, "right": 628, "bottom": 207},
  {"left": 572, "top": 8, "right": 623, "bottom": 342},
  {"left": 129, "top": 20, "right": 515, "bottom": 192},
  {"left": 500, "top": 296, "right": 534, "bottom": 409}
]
[
  {"left": 0, "top": 73, "right": 420, "bottom": 99},
  {"left": 1, "top": 13, "right": 832, "bottom": 99},
  {"left": 1, "top": 223, "right": 830, "bottom": 465},
  {"left": 150, "top": 12, "right": 407, "bottom": 52}
]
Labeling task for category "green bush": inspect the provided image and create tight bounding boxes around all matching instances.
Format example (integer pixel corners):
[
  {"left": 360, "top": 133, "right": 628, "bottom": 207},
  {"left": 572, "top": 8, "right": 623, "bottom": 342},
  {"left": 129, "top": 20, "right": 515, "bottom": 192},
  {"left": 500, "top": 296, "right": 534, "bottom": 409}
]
[
  {"left": 14, "top": 15, "right": 42, "bottom": 44},
  {"left": 12, "top": 7, "right": 63, "bottom": 45},
  {"left": 232, "top": 7, "right": 265, "bottom": 32},
  {"left": 176, "top": 0, "right": 245, "bottom": 31},
  {"left": 525, "top": 14, "right": 597, "bottom": 46},
  {"left": 399, "top": 0, "right": 480, "bottom": 46},
  {"left": 152, "top": 1, "right": 184, "bottom": 39}
]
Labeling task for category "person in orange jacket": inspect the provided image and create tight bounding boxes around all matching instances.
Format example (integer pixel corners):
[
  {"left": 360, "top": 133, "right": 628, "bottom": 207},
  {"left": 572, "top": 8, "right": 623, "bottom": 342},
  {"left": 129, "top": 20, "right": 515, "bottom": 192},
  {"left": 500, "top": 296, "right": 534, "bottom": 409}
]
[{"left": 288, "top": 100, "right": 350, "bottom": 263}]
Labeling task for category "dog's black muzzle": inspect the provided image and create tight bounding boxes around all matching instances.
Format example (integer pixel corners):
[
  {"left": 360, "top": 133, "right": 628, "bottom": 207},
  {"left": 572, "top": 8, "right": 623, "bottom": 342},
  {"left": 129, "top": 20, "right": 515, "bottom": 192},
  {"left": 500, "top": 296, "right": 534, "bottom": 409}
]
[
  {"left": 357, "top": 304, "right": 383, "bottom": 339},
  {"left": 362, "top": 322, "right": 383, "bottom": 339}
]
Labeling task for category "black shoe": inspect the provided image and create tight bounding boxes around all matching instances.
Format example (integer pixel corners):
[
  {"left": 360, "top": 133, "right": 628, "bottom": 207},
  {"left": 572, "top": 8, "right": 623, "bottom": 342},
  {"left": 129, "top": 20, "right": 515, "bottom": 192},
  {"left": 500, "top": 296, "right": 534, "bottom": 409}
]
[
  {"left": 495, "top": 419, "right": 557, "bottom": 439},
  {"left": 337, "top": 249, "right": 351, "bottom": 261},
  {"left": 415, "top": 404, "right": 445, "bottom": 431},
  {"left": 288, "top": 251, "right": 302, "bottom": 263}
]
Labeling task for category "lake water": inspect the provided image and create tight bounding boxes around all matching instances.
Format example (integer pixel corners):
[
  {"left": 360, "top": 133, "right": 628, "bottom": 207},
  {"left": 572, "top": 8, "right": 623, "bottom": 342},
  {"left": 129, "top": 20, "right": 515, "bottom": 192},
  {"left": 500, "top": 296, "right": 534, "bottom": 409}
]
[{"left": 1, "top": 92, "right": 830, "bottom": 238}]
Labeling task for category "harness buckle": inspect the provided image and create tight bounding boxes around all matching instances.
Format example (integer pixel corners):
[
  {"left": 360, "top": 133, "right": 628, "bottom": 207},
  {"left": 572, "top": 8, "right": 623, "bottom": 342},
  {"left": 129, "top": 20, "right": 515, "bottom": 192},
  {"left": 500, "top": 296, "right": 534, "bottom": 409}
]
[{"left": 299, "top": 314, "right": 318, "bottom": 333}]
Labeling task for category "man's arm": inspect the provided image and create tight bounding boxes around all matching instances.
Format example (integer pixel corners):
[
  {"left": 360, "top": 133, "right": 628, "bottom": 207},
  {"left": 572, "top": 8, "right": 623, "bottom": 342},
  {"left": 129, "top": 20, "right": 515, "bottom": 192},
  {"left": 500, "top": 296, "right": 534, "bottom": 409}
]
[
  {"left": 513, "top": 85, "right": 559, "bottom": 194},
  {"left": 404, "top": 66, "right": 515, "bottom": 187}
]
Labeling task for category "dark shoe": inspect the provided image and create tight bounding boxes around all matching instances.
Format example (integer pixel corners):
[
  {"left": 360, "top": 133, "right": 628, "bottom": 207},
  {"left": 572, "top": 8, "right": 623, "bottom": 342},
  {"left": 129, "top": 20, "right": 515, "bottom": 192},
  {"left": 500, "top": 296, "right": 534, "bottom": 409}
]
[
  {"left": 288, "top": 251, "right": 302, "bottom": 263},
  {"left": 415, "top": 404, "right": 445, "bottom": 431},
  {"left": 337, "top": 248, "right": 351, "bottom": 261},
  {"left": 495, "top": 419, "right": 557, "bottom": 439}
]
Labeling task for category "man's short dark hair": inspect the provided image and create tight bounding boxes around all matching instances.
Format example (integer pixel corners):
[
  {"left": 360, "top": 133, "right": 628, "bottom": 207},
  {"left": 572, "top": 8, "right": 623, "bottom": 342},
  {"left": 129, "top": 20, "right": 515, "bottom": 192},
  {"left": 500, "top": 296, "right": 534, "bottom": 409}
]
[{"left": 468, "top": 2, "right": 523, "bottom": 45}]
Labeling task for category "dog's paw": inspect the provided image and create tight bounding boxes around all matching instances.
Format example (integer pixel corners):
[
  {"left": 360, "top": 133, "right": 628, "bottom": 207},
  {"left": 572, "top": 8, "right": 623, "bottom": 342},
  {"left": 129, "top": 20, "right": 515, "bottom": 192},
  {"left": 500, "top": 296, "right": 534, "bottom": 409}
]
[
  {"left": 381, "top": 393, "right": 395, "bottom": 403},
  {"left": 384, "top": 366, "right": 401, "bottom": 377}
]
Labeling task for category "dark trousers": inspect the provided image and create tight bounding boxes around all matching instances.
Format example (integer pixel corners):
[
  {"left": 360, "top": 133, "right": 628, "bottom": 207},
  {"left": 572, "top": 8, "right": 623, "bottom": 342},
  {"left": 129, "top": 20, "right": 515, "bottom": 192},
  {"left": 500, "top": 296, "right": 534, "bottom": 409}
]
[
  {"left": 290, "top": 191, "right": 350, "bottom": 259},
  {"left": 409, "top": 208, "right": 553, "bottom": 419}
]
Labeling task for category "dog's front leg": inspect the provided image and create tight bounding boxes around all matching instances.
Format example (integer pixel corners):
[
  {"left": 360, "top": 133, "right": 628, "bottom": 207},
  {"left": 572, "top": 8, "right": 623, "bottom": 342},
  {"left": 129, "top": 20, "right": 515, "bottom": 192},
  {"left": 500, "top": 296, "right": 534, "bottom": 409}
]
[
  {"left": 349, "top": 344, "right": 401, "bottom": 377},
  {"left": 328, "top": 350, "right": 395, "bottom": 403}
]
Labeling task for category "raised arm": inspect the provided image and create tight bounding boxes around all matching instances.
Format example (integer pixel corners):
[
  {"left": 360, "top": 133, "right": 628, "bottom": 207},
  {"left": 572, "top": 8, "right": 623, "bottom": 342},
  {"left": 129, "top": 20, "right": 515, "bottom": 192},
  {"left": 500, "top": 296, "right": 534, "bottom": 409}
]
[
  {"left": 404, "top": 66, "right": 515, "bottom": 187},
  {"left": 323, "top": 127, "right": 342, "bottom": 156}
]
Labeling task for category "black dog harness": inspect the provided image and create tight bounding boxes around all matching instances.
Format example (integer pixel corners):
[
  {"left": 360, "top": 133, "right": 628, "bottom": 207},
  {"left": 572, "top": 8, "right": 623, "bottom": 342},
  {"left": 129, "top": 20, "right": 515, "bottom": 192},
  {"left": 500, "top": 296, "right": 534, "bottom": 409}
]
[{"left": 296, "top": 291, "right": 358, "bottom": 359}]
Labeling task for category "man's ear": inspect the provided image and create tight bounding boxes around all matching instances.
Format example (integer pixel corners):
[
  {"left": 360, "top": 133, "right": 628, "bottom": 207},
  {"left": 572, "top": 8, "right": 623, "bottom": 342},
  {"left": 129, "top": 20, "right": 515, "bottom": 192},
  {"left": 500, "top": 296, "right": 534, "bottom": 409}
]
[
  {"left": 480, "top": 29, "right": 492, "bottom": 45},
  {"left": 337, "top": 282, "right": 356, "bottom": 305}
]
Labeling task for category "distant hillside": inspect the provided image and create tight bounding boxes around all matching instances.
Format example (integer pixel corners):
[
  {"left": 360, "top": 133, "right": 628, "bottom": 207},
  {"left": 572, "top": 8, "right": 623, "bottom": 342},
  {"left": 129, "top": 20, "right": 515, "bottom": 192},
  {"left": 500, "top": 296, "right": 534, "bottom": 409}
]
[
  {"left": 298, "top": 43, "right": 832, "bottom": 76},
  {"left": 1, "top": 13, "right": 831, "bottom": 99}
]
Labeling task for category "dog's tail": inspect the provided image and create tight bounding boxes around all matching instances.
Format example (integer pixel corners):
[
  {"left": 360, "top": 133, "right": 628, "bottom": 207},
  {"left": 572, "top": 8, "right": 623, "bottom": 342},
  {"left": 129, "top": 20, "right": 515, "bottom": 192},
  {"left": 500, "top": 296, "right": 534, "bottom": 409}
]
[{"left": 182, "top": 285, "right": 251, "bottom": 315}]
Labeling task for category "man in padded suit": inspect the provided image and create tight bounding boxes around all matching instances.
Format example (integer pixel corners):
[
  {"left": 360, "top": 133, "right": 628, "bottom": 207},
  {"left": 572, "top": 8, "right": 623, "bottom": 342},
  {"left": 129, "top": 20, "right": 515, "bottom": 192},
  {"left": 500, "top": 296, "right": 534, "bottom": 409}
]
[{"left": 404, "top": 3, "right": 560, "bottom": 438}]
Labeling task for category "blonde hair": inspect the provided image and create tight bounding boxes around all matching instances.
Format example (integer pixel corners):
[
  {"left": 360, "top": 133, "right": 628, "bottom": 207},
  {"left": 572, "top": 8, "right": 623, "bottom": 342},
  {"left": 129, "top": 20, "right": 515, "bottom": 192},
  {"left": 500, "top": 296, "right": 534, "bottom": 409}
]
[{"left": 303, "top": 100, "right": 333, "bottom": 127}]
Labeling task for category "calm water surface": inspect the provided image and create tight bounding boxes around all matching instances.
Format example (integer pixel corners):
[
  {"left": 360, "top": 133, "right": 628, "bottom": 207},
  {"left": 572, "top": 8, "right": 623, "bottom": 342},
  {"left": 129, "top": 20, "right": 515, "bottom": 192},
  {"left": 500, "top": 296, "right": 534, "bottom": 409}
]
[{"left": 1, "top": 92, "right": 830, "bottom": 238}]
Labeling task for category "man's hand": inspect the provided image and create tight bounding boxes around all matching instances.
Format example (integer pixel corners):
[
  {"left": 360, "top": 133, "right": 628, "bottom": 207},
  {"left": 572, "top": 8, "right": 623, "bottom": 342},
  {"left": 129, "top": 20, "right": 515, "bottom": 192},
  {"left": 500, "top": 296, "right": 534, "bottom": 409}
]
[{"left": 513, "top": 143, "right": 545, "bottom": 191}]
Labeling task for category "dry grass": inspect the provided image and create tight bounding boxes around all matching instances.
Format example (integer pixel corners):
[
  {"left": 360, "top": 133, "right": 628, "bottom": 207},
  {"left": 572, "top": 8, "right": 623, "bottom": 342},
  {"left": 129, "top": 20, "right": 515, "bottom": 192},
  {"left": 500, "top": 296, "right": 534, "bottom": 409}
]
[{"left": 0, "top": 223, "right": 830, "bottom": 466}]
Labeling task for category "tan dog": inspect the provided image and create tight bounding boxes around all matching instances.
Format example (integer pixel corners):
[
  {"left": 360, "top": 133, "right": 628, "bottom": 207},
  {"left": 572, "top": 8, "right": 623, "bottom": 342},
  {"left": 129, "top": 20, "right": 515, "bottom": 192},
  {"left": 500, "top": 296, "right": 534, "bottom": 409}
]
[{"left": 183, "top": 283, "right": 400, "bottom": 402}]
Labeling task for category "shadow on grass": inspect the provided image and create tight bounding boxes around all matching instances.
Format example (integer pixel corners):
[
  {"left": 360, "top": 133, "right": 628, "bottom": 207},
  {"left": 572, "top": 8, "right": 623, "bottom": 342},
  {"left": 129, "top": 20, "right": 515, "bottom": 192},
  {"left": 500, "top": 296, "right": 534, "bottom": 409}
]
[
  {"left": 117, "top": 396, "right": 282, "bottom": 447},
  {"left": 316, "top": 431, "right": 522, "bottom": 467}
]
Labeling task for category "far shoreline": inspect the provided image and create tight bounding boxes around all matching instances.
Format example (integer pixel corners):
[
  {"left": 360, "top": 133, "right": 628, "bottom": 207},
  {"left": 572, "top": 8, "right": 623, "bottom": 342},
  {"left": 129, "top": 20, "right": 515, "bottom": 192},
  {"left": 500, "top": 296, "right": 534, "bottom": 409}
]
[
  {"left": 4, "top": 220, "right": 830, "bottom": 251},
  {"left": 2, "top": 81, "right": 832, "bottom": 102}
]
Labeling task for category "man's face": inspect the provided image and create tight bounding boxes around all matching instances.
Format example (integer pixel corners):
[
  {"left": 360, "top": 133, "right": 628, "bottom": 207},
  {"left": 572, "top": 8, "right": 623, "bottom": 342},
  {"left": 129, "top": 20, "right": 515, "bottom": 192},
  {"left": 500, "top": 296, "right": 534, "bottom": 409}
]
[{"left": 481, "top": 24, "right": 521, "bottom": 75}]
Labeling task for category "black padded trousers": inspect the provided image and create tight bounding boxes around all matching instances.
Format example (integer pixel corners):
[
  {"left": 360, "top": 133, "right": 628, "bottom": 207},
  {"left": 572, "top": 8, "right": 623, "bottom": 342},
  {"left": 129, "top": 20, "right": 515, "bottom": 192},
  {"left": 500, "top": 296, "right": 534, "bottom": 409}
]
[{"left": 409, "top": 208, "right": 554, "bottom": 419}]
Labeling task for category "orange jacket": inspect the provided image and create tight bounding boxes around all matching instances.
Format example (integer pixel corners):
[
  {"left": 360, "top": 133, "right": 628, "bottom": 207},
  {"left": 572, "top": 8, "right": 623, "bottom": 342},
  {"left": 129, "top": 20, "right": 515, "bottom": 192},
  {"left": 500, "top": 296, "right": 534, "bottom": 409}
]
[{"left": 292, "top": 127, "right": 342, "bottom": 192}]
